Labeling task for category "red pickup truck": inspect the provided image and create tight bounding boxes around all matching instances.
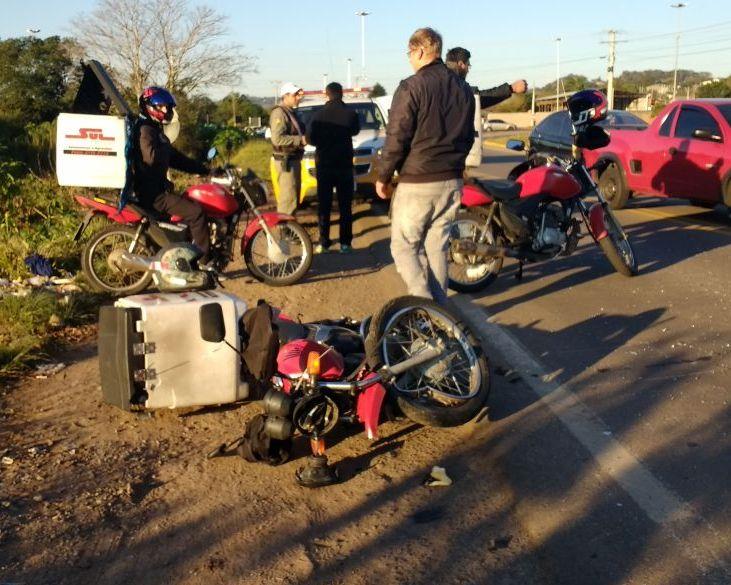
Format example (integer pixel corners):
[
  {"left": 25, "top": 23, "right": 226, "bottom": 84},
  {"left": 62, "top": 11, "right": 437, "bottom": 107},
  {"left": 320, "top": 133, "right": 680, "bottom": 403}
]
[{"left": 585, "top": 99, "right": 731, "bottom": 209}]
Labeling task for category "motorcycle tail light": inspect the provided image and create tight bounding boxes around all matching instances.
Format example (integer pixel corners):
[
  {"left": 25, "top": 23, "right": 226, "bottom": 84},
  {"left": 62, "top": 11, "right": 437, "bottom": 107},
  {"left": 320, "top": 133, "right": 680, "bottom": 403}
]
[{"left": 307, "top": 351, "right": 321, "bottom": 376}]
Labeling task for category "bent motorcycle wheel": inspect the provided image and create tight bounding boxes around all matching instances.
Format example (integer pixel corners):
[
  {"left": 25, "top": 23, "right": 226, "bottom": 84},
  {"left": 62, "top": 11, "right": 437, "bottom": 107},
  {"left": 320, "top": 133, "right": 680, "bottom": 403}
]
[
  {"left": 81, "top": 225, "right": 154, "bottom": 295},
  {"left": 598, "top": 209, "right": 638, "bottom": 277},
  {"left": 447, "top": 211, "right": 503, "bottom": 293},
  {"left": 243, "top": 220, "right": 313, "bottom": 286},
  {"left": 365, "top": 296, "right": 490, "bottom": 427}
]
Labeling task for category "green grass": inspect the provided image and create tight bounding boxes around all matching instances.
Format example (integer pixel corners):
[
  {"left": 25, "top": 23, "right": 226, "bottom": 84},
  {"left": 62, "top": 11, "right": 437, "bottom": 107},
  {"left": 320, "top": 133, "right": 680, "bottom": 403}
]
[
  {"left": 230, "top": 138, "right": 273, "bottom": 182},
  {"left": 0, "top": 289, "right": 104, "bottom": 377}
]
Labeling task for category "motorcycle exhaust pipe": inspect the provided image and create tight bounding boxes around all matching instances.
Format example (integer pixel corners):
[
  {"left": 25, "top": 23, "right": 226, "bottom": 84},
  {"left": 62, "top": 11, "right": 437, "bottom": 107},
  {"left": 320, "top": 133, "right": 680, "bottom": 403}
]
[
  {"left": 113, "top": 251, "right": 154, "bottom": 273},
  {"left": 451, "top": 240, "right": 520, "bottom": 260}
]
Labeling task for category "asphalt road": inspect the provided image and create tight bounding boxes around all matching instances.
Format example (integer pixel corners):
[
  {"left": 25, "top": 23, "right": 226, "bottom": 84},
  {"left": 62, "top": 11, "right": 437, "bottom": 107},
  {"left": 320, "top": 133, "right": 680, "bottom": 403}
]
[{"left": 457, "top": 147, "right": 731, "bottom": 584}]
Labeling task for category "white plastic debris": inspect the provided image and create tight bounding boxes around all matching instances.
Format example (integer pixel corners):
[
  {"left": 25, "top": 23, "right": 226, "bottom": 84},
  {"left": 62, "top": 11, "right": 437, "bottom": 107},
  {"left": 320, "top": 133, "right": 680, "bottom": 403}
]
[
  {"left": 33, "top": 362, "right": 66, "bottom": 378},
  {"left": 424, "top": 466, "right": 453, "bottom": 487},
  {"left": 1, "top": 456, "right": 14, "bottom": 466}
]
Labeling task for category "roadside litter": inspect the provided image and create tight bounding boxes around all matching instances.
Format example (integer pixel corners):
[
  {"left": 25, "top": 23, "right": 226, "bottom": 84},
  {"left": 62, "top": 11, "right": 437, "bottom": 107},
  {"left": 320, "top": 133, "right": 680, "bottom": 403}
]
[{"left": 423, "top": 466, "right": 453, "bottom": 487}]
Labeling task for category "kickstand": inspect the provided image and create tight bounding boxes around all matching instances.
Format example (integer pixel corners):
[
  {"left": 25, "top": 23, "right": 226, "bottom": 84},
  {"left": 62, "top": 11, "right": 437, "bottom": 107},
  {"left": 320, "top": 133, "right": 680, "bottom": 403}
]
[{"left": 515, "top": 260, "right": 524, "bottom": 281}]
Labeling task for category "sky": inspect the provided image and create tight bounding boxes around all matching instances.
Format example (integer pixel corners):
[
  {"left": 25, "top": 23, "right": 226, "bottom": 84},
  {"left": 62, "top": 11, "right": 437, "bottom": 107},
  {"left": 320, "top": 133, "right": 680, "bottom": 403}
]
[{"left": 4, "top": 0, "right": 731, "bottom": 99}]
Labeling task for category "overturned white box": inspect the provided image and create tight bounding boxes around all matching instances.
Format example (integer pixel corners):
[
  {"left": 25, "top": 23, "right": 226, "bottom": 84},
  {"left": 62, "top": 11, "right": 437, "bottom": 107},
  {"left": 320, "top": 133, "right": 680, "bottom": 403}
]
[
  {"left": 56, "top": 113, "right": 127, "bottom": 189},
  {"left": 98, "top": 290, "right": 250, "bottom": 410}
]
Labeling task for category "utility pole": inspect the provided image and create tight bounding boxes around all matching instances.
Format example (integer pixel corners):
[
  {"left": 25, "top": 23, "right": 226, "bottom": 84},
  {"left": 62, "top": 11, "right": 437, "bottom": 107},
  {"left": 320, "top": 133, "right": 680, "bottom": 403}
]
[
  {"left": 231, "top": 91, "right": 237, "bottom": 126},
  {"left": 531, "top": 80, "right": 536, "bottom": 126},
  {"left": 356, "top": 10, "right": 370, "bottom": 87},
  {"left": 555, "top": 37, "right": 561, "bottom": 111},
  {"left": 272, "top": 80, "right": 282, "bottom": 105},
  {"left": 323, "top": 73, "right": 328, "bottom": 91},
  {"left": 671, "top": 3, "right": 687, "bottom": 101},
  {"left": 346, "top": 58, "right": 352, "bottom": 89},
  {"left": 606, "top": 30, "right": 616, "bottom": 110}
]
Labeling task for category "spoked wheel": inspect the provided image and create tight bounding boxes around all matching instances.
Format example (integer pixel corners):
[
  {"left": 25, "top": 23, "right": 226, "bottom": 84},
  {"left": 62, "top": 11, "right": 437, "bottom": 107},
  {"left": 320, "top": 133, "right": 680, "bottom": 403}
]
[
  {"left": 81, "top": 225, "right": 154, "bottom": 295},
  {"left": 598, "top": 207, "right": 638, "bottom": 276},
  {"left": 365, "top": 296, "right": 490, "bottom": 427},
  {"left": 447, "top": 211, "right": 503, "bottom": 292},
  {"left": 243, "top": 220, "right": 313, "bottom": 286}
]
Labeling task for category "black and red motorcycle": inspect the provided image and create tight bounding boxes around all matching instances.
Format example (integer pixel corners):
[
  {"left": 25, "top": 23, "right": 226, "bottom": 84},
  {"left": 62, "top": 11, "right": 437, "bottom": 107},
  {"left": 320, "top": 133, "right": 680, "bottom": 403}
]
[
  {"left": 74, "top": 150, "right": 312, "bottom": 295},
  {"left": 448, "top": 90, "right": 638, "bottom": 293}
]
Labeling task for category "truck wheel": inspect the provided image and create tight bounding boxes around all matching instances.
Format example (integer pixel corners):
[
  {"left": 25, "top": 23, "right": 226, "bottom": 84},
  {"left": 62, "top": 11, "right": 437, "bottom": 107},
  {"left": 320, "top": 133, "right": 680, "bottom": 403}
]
[{"left": 598, "top": 163, "right": 629, "bottom": 210}]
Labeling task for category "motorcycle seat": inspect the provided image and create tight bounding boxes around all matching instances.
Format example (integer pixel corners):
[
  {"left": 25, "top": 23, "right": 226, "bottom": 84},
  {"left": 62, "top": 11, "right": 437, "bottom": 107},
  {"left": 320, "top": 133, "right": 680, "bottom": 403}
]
[
  {"left": 126, "top": 203, "right": 171, "bottom": 223},
  {"left": 475, "top": 179, "right": 521, "bottom": 202}
]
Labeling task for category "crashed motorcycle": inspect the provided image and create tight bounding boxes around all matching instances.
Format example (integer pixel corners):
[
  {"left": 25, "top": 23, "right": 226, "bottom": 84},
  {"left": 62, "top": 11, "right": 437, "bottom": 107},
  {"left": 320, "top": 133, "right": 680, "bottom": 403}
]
[
  {"left": 448, "top": 89, "right": 638, "bottom": 293},
  {"left": 98, "top": 249, "right": 490, "bottom": 487},
  {"left": 75, "top": 149, "right": 312, "bottom": 295}
]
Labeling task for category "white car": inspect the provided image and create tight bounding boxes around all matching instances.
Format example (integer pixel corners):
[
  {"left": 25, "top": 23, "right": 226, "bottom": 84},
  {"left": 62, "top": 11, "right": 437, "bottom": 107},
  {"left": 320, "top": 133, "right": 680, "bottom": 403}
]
[{"left": 483, "top": 118, "right": 517, "bottom": 131}]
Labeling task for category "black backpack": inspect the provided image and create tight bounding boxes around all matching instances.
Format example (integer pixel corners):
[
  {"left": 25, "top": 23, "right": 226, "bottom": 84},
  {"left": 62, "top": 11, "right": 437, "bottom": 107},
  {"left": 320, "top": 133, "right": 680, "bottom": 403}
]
[{"left": 240, "top": 300, "right": 279, "bottom": 381}]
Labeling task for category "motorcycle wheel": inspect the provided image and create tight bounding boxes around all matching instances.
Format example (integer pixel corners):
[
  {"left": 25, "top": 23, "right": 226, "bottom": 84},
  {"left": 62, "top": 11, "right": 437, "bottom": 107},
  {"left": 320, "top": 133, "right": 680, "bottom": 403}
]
[
  {"left": 598, "top": 208, "right": 638, "bottom": 276},
  {"left": 82, "top": 225, "right": 154, "bottom": 295},
  {"left": 243, "top": 220, "right": 313, "bottom": 286},
  {"left": 365, "top": 296, "right": 490, "bottom": 427},
  {"left": 447, "top": 211, "right": 503, "bottom": 293}
]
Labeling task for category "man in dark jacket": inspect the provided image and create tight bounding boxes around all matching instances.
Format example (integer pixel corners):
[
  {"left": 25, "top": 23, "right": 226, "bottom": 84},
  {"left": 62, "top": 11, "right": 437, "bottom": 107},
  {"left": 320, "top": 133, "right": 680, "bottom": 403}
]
[
  {"left": 376, "top": 27, "right": 475, "bottom": 304},
  {"left": 306, "top": 82, "right": 360, "bottom": 253},
  {"left": 133, "top": 86, "right": 211, "bottom": 257},
  {"left": 445, "top": 46, "right": 527, "bottom": 109}
]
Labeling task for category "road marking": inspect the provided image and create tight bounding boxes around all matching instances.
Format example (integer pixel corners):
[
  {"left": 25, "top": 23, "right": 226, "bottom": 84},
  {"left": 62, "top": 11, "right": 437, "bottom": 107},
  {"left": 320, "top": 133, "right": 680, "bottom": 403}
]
[{"left": 451, "top": 294, "right": 730, "bottom": 579}]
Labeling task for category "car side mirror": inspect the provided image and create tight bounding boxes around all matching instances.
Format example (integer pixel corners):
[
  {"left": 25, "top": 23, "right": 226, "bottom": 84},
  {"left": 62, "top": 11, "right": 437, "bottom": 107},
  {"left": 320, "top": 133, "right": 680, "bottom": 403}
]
[
  {"left": 692, "top": 128, "right": 722, "bottom": 143},
  {"left": 207, "top": 147, "right": 218, "bottom": 161},
  {"left": 200, "top": 303, "right": 226, "bottom": 343},
  {"left": 506, "top": 139, "right": 525, "bottom": 152}
]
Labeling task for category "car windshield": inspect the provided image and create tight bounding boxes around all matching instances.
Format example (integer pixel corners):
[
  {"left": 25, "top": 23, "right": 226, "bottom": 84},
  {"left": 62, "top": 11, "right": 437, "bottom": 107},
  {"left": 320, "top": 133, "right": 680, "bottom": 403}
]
[
  {"left": 714, "top": 104, "right": 731, "bottom": 126},
  {"left": 296, "top": 102, "right": 385, "bottom": 131}
]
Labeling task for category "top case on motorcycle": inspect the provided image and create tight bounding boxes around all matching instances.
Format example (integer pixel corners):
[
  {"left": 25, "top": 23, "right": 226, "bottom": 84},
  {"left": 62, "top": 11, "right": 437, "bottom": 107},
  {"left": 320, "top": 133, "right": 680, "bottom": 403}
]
[{"left": 475, "top": 179, "right": 521, "bottom": 202}]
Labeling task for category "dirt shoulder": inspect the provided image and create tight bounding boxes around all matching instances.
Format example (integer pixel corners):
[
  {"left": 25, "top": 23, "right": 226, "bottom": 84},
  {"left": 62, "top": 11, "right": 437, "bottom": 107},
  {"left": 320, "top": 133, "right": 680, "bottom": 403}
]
[{"left": 0, "top": 202, "right": 544, "bottom": 585}]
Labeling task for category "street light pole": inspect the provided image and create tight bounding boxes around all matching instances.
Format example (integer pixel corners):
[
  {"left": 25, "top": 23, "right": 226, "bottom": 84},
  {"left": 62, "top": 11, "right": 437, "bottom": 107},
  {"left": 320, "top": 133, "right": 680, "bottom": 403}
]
[
  {"left": 346, "top": 58, "right": 352, "bottom": 89},
  {"left": 671, "top": 3, "right": 687, "bottom": 101},
  {"left": 356, "top": 10, "right": 370, "bottom": 87},
  {"left": 555, "top": 37, "right": 561, "bottom": 111}
]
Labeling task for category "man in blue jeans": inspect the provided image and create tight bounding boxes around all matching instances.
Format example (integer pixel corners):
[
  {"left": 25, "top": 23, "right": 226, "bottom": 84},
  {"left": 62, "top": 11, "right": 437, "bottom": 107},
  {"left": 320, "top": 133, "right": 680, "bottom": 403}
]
[{"left": 376, "top": 27, "right": 475, "bottom": 304}]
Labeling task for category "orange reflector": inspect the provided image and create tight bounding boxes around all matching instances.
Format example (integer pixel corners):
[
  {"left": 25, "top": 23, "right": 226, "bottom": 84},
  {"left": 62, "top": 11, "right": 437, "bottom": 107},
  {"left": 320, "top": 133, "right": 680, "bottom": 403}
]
[
  {"left": 306, "top": 351, "right": 321, "bottom": 376},
  {"left": 311, "top": 438, "right": 326, "bottom": 456}
]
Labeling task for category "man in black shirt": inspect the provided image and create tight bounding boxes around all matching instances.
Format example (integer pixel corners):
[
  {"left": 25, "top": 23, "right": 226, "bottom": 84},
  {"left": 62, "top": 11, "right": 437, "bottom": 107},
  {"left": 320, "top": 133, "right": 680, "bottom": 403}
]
[
  {"left": 306, "top": 82, "right": 361, "bottom": 253},
  {"left": 445, "top": 47, "right": 527, "bottom": 109},
  {"left": 134, "top": 86, "right": 211, "bottom": 257}
]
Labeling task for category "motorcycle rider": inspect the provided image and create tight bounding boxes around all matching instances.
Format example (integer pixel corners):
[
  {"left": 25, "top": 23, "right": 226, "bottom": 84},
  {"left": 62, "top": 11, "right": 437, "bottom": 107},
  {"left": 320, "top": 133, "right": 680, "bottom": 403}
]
[
  {"left": 445, "top": 47, "right": 527, "bottom": 109},
  {"left": 133, "top": 86, "right": 212, "bottom": 260}
]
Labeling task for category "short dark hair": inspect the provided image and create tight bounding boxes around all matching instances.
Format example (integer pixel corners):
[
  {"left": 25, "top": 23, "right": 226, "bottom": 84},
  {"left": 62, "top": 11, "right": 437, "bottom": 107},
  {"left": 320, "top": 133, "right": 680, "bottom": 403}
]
[
  {"left": 325, "top": 82, "right": 343, "bottom": 100},
  {"left": 446, "top": 47, "right": 471, "bottom": 64}
]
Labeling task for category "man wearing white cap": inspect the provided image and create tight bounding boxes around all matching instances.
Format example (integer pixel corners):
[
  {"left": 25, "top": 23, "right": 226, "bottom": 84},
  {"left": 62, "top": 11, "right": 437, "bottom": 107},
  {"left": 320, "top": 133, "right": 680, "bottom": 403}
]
[{"left": 270, "top": 82, "right": 306, "bottom": 214}]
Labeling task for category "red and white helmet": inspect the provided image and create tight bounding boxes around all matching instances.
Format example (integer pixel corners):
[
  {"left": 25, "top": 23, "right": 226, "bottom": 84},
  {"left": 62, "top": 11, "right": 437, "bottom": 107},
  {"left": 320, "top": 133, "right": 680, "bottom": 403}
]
[
  {"left": 139, "top": 86, "right": 177, "bottom": 124},
  {"left": 567, "top": 89, "right": 608, "bottom": 127}
]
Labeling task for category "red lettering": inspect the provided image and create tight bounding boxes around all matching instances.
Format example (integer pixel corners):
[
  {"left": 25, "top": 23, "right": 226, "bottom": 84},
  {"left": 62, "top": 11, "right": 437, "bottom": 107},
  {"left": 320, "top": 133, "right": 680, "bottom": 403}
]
[{"left": 65, "top": 128, "right": 115, "bottom": 141}]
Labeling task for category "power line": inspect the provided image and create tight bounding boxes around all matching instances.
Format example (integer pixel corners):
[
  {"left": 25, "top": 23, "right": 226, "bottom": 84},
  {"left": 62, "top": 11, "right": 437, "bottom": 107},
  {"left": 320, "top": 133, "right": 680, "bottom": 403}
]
[{"left": 623, "top": 19, "right": 731, "bottom": 43}]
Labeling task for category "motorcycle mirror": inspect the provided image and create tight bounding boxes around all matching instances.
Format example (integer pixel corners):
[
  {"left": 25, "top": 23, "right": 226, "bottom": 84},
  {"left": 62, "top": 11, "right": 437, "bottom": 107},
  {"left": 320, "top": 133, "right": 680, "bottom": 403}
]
[
  {"left": 207, "top": 147, "right": 218, "bottom": 161},
  {"left": 506, "top": 140, "right": 525, "bottom": 152},
  {"left": 200, "top": 303, "right": 226, "bottom": 343}
]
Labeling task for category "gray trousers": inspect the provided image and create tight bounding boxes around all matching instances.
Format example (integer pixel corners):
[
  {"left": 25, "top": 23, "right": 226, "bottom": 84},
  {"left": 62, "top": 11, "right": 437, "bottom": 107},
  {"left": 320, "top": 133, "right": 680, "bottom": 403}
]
[
  {"left": 390, "top": 179, "right": 462, "bottom": 304},
  {"left": 273, "top": 158, "right": 301, "bottom": 215}
]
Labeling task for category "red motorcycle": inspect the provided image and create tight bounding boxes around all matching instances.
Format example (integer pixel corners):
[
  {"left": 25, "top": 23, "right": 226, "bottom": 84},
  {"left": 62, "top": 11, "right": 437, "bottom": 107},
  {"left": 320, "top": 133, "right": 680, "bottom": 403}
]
[
  {"left": 203, "top": 295, "right": 490, "bottom": 487},
  {"left": 448, "top": 90, "right": 638, "bottom": 293},
  {"left": 74, "top": 157, "right": 312, "bottom": 295}
]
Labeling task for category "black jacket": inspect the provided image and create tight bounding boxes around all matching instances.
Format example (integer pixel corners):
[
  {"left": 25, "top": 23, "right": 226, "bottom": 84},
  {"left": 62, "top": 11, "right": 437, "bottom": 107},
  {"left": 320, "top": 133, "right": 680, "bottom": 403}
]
[
  {"left": 377, "top": 59, "right": 475, "bottom": 184},
  {"left": 306, "top": 99, "right": 361, "bottom": 171},
  {"left": 476, "top": 83, "right": 513, "bottom": 109},
  {"left": 133, "top": 118, "right": 208, "bottom": 206}
]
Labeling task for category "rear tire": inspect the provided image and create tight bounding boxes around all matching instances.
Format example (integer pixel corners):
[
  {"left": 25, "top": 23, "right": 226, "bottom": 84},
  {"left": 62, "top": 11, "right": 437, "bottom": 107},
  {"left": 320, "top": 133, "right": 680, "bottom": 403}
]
[
  {"left": 82, "top": 225, "right": 154, "bottom": 295},
  {"left": 598, "top": 208, "right": 638, "bottom": 276},
  {"left": 447, "top": 211, "right": 503, "bottom": 293},
  {"left": 598, "top": 163, "right": 629, "bottom": 210},
  {"left": 365, "top": 296, "right": 490, "bottom": 427},
  {"left": 243, "top": 220, "right": 313, "bottom": 286}
]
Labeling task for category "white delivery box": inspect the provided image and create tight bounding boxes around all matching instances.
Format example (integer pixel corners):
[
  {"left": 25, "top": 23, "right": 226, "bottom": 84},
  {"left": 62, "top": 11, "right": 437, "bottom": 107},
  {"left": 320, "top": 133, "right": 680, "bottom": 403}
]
[
  {"left": 98, "top": 290, "right": 250, "bottom": 410},
  {"left": 56, "top": 113, "right": 127, "bottom": 189}
]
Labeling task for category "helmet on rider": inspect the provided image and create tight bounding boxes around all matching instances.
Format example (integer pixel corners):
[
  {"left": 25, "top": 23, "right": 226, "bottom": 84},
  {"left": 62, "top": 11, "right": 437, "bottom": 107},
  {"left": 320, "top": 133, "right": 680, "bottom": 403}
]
[
  {"left": 567, "top": 89, "right": 608, "bottom": 128},
  {"left": 139, "top": 86, "right": 177, "bottom": 124}
]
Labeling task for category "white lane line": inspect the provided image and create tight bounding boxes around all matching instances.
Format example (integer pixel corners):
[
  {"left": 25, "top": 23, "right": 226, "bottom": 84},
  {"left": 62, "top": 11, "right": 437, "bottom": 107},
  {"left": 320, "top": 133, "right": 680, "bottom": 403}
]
[{"left": 451, "top": 294, "right": 730, "bottom": 579}]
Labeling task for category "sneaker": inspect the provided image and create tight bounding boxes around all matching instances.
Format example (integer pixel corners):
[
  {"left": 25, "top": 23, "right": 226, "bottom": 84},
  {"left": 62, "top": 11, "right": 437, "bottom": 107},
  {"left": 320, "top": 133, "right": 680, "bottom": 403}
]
[
  {"left": 314, "top": 244, "right": 330, "bottom": 254},
  {"left": 339, "top": 244, "right": 353, "bottom": 254}
]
